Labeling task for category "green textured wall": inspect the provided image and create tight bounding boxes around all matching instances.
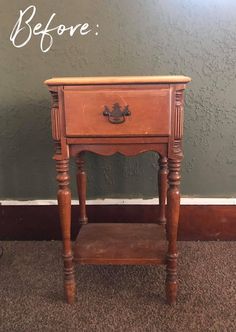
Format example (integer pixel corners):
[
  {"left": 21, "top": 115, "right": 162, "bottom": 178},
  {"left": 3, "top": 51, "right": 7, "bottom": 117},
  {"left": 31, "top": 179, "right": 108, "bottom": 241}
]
[{"left": 0, "top": 0, "right": 236, "bottom": 199}]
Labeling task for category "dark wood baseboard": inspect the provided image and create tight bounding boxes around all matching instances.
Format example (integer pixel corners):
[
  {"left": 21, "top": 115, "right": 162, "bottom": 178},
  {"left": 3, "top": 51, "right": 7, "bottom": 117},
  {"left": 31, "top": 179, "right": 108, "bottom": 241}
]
[{"left": 0, "top": 205, "right": 235, "bottom": 241}]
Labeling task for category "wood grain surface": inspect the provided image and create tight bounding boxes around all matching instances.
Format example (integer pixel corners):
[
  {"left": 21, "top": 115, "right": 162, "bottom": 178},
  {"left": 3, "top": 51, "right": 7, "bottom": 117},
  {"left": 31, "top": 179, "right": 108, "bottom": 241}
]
[{"left": 45, "top": 75, "right": 191, "bottom": 85}]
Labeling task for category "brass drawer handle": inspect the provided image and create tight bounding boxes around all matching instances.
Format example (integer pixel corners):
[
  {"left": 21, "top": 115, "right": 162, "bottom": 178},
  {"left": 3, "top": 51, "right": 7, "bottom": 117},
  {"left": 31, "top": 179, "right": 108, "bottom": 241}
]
[{"left": 103, "top": 103, "right": 131, "bottom": 124}]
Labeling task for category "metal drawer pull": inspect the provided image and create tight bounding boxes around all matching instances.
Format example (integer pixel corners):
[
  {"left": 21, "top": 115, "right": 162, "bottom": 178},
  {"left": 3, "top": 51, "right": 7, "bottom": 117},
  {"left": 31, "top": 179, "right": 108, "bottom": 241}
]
[{"left": 103, "top": 103, "right": 131, "bottom": 124}]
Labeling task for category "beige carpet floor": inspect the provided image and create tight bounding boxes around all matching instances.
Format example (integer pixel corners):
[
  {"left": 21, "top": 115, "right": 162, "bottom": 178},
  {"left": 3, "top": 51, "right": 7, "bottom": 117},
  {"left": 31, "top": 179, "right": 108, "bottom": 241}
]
[{"left": 0, "top": 241, "right": 235, "bottom": 332}]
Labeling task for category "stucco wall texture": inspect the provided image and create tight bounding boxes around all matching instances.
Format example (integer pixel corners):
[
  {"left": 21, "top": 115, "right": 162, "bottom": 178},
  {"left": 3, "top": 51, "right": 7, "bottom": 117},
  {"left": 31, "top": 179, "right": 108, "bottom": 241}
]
[{"left": 0, "top": 0, "right": 235, "bottom": 199}]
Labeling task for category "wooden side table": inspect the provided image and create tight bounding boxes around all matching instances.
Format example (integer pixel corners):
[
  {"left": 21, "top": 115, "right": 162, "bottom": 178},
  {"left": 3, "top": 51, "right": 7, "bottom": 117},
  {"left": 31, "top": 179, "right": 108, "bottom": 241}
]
[{"left": 45, "top": 76, "right": 191, "bottom": 305}]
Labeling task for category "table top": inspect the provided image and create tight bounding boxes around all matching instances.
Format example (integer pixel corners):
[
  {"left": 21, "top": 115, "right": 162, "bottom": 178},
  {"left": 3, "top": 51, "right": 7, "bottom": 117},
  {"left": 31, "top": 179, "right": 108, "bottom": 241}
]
[{"left": 44, "top": 75, "right": 191, "bottom": 86}]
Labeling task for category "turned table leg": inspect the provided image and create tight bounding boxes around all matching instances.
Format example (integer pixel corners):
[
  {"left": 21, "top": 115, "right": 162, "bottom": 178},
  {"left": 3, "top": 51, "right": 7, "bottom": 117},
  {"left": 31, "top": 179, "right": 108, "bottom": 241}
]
[
  {"left": 158, "top": 156, "right": 168, "bottom": 225},
  {"left": 56, "top": 159, "right": 76, "bottom": 304},
  {"left": 166, "top": 158, "right": 181, "bottom": 305},
  {"left": 76, "top": 153, "right": 88, "bottom": 224}
]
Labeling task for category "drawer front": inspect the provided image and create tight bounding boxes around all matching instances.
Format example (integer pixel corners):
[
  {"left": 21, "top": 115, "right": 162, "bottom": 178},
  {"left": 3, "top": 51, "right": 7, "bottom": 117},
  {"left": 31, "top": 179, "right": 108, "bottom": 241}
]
[{"left": 63, "top": 88, "right": 171, "bottom": 137}]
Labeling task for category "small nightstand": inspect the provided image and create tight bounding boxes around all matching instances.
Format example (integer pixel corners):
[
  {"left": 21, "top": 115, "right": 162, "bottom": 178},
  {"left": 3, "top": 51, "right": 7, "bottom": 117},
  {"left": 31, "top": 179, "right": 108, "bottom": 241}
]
[{"left": 45, "top": 75, "right": 191, "bottom": 305}]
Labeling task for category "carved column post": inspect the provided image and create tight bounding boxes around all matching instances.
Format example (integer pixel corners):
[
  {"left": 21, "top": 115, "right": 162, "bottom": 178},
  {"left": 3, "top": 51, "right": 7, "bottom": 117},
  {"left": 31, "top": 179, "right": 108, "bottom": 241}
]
[
  {"left": 158, "top": 156, "right": 168, "bottom": 225},
  {"left": 76, "top": 153, "right": 88, "bottom": 224},
  {"left": 166, "top": 158, "right": 181, "bottom": 305},
  {"left": 166, "top": 89, "right": 184, "bottom": 304},
  {"left": 50, "top": 87, "right": 76, "bottom": 304},
  {"left": 56, "top": 159, "right": 76, "bottom": 304}
]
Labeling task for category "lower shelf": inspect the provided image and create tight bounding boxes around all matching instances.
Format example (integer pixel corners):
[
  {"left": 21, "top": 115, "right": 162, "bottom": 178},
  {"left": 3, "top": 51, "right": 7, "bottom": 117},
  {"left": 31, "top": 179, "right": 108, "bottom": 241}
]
[{"left": 73, "top": 223, "right": 167, "bottom": 265}]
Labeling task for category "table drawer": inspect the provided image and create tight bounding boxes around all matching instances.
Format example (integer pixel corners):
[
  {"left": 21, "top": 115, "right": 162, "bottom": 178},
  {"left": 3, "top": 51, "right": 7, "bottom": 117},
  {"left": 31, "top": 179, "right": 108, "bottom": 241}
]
[{"left": 63, "top": 87, "right": 171, "bottom": 137}]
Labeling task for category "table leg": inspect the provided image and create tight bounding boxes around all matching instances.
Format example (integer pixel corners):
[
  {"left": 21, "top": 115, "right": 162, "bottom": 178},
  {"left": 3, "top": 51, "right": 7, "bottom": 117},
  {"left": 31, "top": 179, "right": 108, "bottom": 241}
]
[
  {"left": 158, "top": 156, "right": 168, "bottom": 225},
  {"left": 76, "top": 153, "right": 88, "bottom": 224},
  {"left": 166, "top": 158, "right": 181, "bottom": 305},
  {"left": 56, "top": 159, "right": 76, "bottom": 304}
]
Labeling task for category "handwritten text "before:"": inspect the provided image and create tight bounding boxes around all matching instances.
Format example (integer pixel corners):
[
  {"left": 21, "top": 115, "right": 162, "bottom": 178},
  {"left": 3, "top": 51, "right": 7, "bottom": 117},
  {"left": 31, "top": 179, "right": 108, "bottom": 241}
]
[{"left": 10, "top": 5, "right": 99, "bottom": 53}]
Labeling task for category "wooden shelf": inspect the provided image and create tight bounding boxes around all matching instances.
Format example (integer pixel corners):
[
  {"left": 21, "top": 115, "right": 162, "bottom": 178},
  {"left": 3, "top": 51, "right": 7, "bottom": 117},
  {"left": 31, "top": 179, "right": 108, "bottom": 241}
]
[{"left": 74, "top": 223, "right": 167, "bottom": 265}]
